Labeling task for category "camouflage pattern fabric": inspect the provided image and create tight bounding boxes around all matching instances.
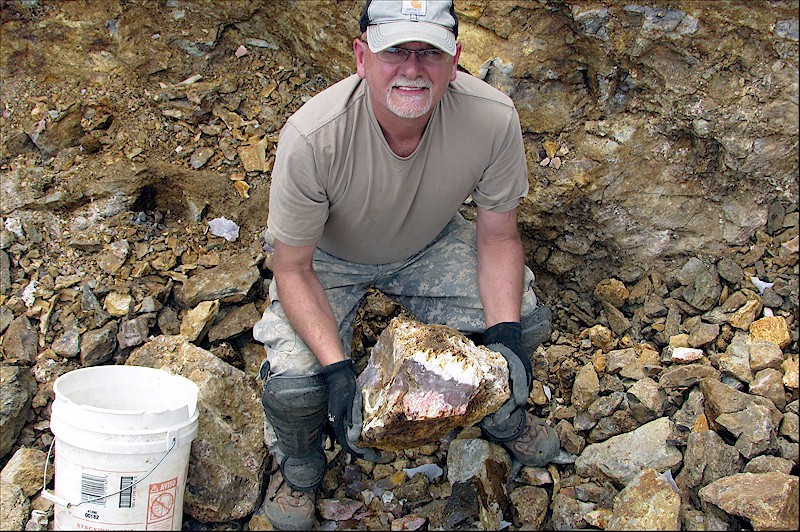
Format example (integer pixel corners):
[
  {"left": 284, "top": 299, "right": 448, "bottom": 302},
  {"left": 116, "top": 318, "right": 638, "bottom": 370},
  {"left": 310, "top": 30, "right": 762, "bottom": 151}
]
[{"left": 253, "top": 214, "right": 548, "bottom": 377}]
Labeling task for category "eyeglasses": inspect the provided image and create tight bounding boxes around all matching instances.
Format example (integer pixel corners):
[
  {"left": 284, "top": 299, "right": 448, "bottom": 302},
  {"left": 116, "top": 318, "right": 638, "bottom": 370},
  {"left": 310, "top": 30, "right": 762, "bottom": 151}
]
[{"left": 362, "top": 40, "right": 451, "bottom": 66}]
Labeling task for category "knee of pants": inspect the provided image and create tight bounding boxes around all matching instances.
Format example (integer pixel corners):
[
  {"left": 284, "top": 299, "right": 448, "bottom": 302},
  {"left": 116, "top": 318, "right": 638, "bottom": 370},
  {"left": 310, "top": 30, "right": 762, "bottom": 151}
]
[
  {"left": 521, "top": 303, "right": 552, "bottom": 353},
  {"left": 261, "top": 373, "right": 328, "bottom": 461},
  {"left": 253, "top": 303, "right": 322, "bottom": 376}
]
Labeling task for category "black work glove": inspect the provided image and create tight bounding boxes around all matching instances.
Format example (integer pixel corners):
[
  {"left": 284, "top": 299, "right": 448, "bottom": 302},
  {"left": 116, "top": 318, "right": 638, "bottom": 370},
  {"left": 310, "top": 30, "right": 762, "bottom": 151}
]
[
  {"left": 485, "top": 321, "right": 532, "bottom": 401},
  {"left": 321, "top": 360, "right": 380, "bottom": 462},
  {"left": 480, "top": 322, "right": 533, "bottom": 441}
]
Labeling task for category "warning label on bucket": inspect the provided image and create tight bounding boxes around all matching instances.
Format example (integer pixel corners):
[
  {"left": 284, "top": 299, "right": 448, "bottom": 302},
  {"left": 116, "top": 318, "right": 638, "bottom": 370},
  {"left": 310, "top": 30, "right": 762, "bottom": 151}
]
[{"left": 145, "top": 477, "right": 177, "bottom": 530}]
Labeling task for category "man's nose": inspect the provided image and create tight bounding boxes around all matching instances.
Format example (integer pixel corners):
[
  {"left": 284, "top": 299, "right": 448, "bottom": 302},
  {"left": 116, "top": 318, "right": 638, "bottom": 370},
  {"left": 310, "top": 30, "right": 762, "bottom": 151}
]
[{"left": 399, "top": 52, "right": 425, "bottom": 75}]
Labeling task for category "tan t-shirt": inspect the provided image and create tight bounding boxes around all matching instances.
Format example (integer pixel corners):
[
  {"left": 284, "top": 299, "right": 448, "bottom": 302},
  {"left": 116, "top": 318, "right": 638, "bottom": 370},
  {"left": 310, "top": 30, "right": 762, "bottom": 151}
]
[{"left": 267, "top": 71, "right": 529, "bottom": 264}]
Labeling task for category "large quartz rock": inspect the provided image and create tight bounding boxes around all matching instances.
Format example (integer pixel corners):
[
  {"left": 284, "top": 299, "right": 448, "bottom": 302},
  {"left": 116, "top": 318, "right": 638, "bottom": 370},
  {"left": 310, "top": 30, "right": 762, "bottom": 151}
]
[{"left": 357, "top": 317, "right": 510, "bottom": 451}]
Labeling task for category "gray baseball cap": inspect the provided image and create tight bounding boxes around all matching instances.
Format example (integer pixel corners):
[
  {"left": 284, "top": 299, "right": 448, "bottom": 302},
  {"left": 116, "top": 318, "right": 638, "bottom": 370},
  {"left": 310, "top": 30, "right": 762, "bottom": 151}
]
[{"left": 359, "top": 0, "right": 458, "bottom": 56}]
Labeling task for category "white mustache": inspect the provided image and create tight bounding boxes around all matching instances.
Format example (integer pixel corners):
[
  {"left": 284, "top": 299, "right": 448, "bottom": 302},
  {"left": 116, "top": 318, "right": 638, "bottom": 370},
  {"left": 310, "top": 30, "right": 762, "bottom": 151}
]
[{"left": 391, "top": 77, "right": 432, "bottom": 89}]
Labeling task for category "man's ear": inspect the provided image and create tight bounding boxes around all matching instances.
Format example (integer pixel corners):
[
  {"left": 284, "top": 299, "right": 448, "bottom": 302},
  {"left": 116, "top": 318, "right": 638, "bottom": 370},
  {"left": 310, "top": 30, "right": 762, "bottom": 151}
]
[
  {"left": 354, "top": 37, "right": 368, "bottom": 79},
  {"left": 450, "top": 42, "right": 462, "bottom": 82}
]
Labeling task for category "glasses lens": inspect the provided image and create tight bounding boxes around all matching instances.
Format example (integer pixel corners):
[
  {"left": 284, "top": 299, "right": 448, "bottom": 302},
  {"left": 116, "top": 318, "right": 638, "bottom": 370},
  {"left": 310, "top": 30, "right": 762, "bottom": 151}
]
[
  {"left": 377, "top": 47, "right": 409, "bottom": 63},
  {"left": 417, "top": 49, "right": 447, "bottom": 64},
  {"left": 376, "top": 47, "right": 449, "bottom": 65}
]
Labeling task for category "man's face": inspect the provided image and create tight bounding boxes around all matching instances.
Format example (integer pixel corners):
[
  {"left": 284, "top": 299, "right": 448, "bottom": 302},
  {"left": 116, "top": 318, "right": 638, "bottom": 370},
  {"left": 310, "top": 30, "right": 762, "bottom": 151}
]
[{"left": 354, "top": 37, "right": 461, "bottom": 121}]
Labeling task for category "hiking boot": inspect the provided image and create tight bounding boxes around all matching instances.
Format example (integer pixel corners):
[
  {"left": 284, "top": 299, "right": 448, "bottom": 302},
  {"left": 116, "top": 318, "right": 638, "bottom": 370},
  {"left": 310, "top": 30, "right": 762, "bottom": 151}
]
[
  {"left": 504, "top": 411, "right": 560, "bottom": 467},
  {"left": 262, "top": 467, "right": 318, "bottom": 531}
]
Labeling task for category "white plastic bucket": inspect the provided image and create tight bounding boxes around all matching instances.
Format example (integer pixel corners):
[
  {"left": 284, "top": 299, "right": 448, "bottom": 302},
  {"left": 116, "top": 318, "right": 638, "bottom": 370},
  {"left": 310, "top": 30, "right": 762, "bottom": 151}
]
[{"left": 45, "top": 365, "right": 199, "bottom": 531}]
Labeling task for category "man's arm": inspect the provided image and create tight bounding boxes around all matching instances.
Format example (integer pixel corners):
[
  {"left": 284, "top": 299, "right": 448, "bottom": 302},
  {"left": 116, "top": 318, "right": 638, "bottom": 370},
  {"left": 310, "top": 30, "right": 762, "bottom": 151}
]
[
  {"left": 271, "top": 238, "right": 346, "bottom": 367},
  {"left": 271, "top": 237, "right": 379, "bottom": 460},
  {"left": 476, "top": 206, "right": 525, "bottom": 328},
  {"left": 475, "top": 206, "right": 535, "bottom": 443}
]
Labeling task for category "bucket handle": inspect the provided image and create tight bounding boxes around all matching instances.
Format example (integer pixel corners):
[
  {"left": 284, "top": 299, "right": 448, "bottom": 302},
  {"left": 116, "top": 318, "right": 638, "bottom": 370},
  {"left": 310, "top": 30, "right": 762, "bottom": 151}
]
[{"left": 41, "top": 436, "right": 177, "bottom": 508}]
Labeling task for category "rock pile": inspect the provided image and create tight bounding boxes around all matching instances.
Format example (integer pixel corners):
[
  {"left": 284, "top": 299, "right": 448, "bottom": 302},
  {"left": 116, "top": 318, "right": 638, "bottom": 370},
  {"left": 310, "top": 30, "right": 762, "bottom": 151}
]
[{"left": 1, "top": 201, "right": 797, "bottom": 530}]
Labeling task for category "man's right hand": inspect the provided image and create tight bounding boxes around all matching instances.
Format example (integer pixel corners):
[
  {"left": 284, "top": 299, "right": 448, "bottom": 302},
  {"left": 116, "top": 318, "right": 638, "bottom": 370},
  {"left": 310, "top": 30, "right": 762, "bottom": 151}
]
[{"left": 321, "top": 360, "right": 380, "bottom": 462}]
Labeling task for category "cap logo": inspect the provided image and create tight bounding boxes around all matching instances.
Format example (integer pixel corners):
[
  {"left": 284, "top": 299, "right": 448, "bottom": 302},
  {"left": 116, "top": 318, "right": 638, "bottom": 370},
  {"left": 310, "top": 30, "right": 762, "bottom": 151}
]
[{"left": 401, "top": 0, "right": 426, "bottom": 17}]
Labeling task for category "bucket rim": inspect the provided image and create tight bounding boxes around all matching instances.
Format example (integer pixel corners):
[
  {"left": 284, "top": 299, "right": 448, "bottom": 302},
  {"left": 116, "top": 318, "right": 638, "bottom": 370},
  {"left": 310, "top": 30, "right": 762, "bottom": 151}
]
[
  {"left": 53, "top": 365, "right": 199, "bottom": 417},
  {"left": 53, "top": 364, "right": 197, "bottom": 382}
]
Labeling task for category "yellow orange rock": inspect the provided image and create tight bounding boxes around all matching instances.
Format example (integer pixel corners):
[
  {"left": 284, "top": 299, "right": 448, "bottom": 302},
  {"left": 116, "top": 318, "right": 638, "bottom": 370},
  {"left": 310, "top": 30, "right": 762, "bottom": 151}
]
[
  {"left": 749, "top": 316, "right": 791, "bottom": 348},
  {"left": 543, "top": 140, "right": 558, "bottom": 159},
  {"left": 233, "top": 179, "right": 250, "bottom": 198},
  {"left": 729, "top": 299, "right": 762, "bottom": 330},
  {"left": 692, "top": 413, "right": 710, "bottom": 433}
]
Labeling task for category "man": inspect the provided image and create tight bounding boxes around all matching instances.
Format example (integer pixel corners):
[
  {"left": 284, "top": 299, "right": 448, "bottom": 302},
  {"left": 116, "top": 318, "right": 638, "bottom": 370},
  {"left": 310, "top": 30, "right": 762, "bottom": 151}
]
[{"left": 253, "top": 1, "right": 559, "bottom": 529}]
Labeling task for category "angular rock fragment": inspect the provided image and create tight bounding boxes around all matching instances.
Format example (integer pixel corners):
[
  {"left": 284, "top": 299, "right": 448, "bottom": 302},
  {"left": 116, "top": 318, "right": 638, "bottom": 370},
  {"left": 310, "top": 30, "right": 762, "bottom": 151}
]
[
  {"left": 80, "top": 321, "right": 118, "bottom": 367},
  {"left": 208, "top": 302, "right": 261, "bottom": 343},
  {"left": 180, "top": 299, "right": 220, "bottom": 342},
  {"left": 699, "top": 378, "right": 781, "bottom": 458},
  {"left": 658, "top": 363, "right": 720, "bottom": 388},
  {"left": 728, "top": 298, "right": 762, "bottom": 330},
  {"left": 627, "top": 377, "right": 666, "bottom": 423},
  {"left": 0, "top": 481, "right": 29, "bottom": 531},
  {"left": 783, "top": 355, "right": 799, "bottom": 389},
  {"left": 117, "top": 315, "right": 151, "bottom": 350},
  {"left": 594, "top": 278, "right": 629, "bottom": 308},
  {"left": 0, "top": 367, "right": 38, "bottom": 458},
  {"left": 719, "top": 331, "right": 753, "bottom": 383},
  {"left": 749, "top": 315, "right": 791, "bottom": 348},
  {"left": 572, "top": 362, "right": 600, "bottom": 410},
  {"left": 744, "top": 454, "right": 794, "bottom": 474},
  {"left": 603, "top": 301, "right": 631, "bottom": 335},
  {"left": 103, "top": 291, "right": 133, "bottom": 317},
  {"left": 0, "top": 447, "right": 52, "bottom": 496},
  {"left": 447, "top": 438, "right": 510, "bottom": 530},
  {"left": 699, "top": 472, "right": 798, "bottom": 531},
  {"left": 176, "top": 252, "right": 261, "bottom": 307},
  {"left": 2, "top": 315, "right": 38, "bottom": 365},
  {"left": 780, "top": 410, "right": 799, "bottom": 443},
  {"left": 749, "top": 368, "right": 787, "bottom": 409},
  {"left": 675, "top": 430, "right": 742, "bottom": 496},
  {"left": 585, "top": 324, "right": 615, "bottom": 352},
  {"left": 607, "top": 468, "right": 680, "bottom": 531},
  {"left": 668, "top": 346, "right": 704, "bottom": 363},
  {"left": 575, "top": 417, "right": 682, "bottom": 487},
  {"left": 358, "top": 317, "right": 510, "bottom": 451},
  {"left": 127, "top": 335, "right": 266, "bottom": 522},
  {"left": 678, "top": 257, "right": 722, "bottom": 311},
  {"left": 51, "top": 325, "right": 80, "bottom": 358},
  {"left": 748, "top": 340, "right": 784, "bottom": 372},
  {"left": 509, "top": 485, "right": 549, "bottom": 529},
  {"left": 688, "top": 320, "right": 720, "bottom": 347},
  {"left": 672, "top": 388, "right": 706, "bottom": 438},
  {"left": 551, "top": 491, "right": 596, "bottom": 529}
]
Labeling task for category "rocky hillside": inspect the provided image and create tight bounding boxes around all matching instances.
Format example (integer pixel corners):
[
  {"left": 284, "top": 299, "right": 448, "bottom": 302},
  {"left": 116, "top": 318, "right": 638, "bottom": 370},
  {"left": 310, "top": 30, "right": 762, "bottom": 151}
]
[{"left": 1, "top": 1, "right": 798, "bottom": 531}]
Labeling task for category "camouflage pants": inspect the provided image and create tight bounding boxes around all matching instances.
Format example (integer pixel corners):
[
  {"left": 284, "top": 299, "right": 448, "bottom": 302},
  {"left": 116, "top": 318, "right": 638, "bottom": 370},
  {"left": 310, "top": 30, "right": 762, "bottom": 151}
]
[{"left": 253, "top": 214, "right": 549, "bottom": 377}]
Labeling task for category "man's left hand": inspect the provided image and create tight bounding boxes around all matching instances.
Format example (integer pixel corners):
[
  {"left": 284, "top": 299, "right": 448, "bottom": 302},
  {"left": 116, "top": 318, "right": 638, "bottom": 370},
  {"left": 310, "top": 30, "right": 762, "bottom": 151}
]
[
  {"left": 479, "top": 322, "right": 532, "bottom": 442},
  {"left": 484, "top": 321, "right": 532, "bottom": 404}
]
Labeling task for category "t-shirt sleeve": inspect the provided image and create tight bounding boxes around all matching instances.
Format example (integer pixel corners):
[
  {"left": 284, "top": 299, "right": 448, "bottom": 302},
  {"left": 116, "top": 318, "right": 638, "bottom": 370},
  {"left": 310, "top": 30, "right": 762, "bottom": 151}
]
[
  {"left": 471, "top": 106, "right": 529, "bottom": 212},
  {"left": 266, "top": 122, "right": 329, "bottom": 247}
]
